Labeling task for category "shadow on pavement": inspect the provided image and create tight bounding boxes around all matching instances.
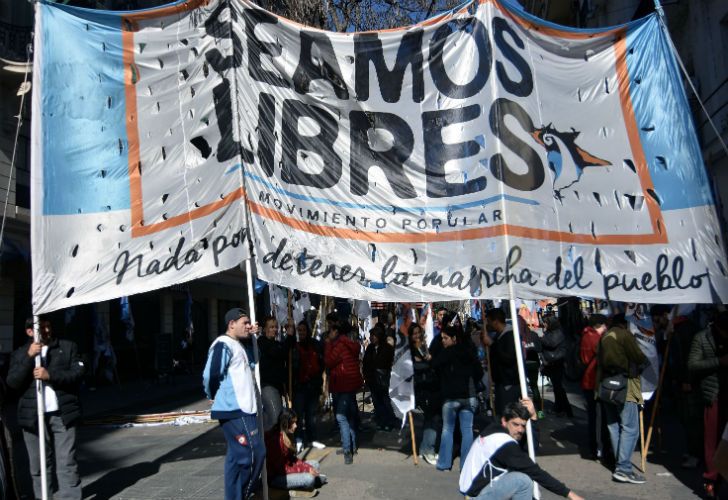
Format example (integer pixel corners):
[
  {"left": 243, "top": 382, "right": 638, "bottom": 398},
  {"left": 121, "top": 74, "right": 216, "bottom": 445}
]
[{"left": 82, "top": 425, "right": 223, "bottom": 499}]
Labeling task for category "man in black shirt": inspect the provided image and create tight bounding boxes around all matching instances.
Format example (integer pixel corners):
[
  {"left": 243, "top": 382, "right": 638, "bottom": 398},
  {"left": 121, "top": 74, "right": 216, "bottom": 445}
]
[
  {"left": 460, "top": 401, "right": 584, "bottom": 500},
  {"left": 484, "top": 308, "right": 521, "bottom": 416}
]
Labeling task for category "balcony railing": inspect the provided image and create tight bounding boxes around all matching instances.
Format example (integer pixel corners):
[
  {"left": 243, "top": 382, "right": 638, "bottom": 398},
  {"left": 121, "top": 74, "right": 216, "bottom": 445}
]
[{"left": 0, "top": 21, "right": 32, "bottom": 63}]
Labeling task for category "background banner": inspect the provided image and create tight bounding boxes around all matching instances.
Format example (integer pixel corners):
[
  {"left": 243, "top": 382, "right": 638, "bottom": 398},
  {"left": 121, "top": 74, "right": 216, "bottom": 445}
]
[{"left": 32, "top": 0, "right": 728, "bottom": 313}]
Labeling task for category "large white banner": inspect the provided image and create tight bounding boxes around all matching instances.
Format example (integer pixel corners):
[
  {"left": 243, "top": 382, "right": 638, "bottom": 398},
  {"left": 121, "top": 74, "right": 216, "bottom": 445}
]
[{"left": 32, "top": 0, "right": 728, "bottom": 313}]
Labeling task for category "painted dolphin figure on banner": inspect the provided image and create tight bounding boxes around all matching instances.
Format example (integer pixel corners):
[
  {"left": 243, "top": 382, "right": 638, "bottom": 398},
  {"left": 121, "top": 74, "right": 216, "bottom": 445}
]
[{"left": 31, "top": 0, "right": 728, "bottom": 315}]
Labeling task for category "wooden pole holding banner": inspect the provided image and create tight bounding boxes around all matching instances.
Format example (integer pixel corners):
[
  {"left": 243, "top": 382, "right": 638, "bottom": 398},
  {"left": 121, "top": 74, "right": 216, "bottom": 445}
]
[
  {"left": 33, "top": 316, "right": 49, "bottom": 500},
  {"left": 639, "top": 406, "right": 646, "bottom": 472},
  {"left": 479, "top": 300, "right": 495, "bottom": 413},
  {"left": 644, "top": 329, "right": 673, "bottom": 464},
  {"left": 485, "top": 345, "right": 495, "bottom": 412},
  {"left": 287, "top": 289, "right": 294, "bottom": 406},
  {"left": 245, "top": 259, "right": 269, "bottom": 500},
  {"left": 408, "top": 411, "right": 419, "bottom": 466}
]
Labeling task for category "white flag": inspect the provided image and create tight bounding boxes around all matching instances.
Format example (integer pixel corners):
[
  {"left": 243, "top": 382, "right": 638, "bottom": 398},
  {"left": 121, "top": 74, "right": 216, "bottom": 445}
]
[
  {"left": 424, "top": 303, "right": 435, "bottom": 348},
  {"left": 389, "top": 332, "right": 415, "bottom": 427}
]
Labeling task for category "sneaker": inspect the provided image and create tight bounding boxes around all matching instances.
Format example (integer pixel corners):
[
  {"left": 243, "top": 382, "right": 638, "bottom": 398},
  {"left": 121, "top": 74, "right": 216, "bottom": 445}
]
[
  {"left": 288, "top": 490, "right": 317, "bottom": 498},
  {"left": 422, "top": 453, "right": 438, "bottom": 465},
  {"left": 681, "top": 455, "right": 698, "bottom": 469},
  {"left": 612, "top": 471, "right": 646, "bottom": 484},
  {"left": 704, "top": 481, "right": 716, "bottom": 499},
  {"left": 311, "top": 441, "right": 326, "bottom": 450},
  {"left": 344, "top": 451, "right": 353, "bottom": 465}
]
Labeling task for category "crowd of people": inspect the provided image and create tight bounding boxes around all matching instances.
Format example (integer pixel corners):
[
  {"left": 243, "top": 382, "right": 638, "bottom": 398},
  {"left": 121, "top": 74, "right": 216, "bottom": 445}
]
[
  {"left": 4, "top": 299, "right": 728, "bottom": 500},
  {"left": 205, "top": 300, "right": 728, "bottom": 499}
]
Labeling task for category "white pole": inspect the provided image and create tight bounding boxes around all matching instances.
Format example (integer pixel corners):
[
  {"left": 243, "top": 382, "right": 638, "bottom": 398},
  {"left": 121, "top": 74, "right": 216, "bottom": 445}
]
[
  {"left": 508, "top": 299, "right": 540, "bottom": 499},
  {"left": 33, "top": 316, "right": 48, "bottom": 500},
  {"left": 245, "top": 259, "right": 269, "bottom": 500},
  {"left": 492, "top": 81, "right": 540, "bottom": 493}
]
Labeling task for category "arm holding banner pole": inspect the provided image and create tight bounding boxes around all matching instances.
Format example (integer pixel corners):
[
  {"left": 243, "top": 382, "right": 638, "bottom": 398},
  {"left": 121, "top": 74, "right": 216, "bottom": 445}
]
[
  {"left": 245, "top": 259, "right": 269, "bottom": 500},
  {"left": 33, "top": 316, "right": 49, "bottom": 500}
]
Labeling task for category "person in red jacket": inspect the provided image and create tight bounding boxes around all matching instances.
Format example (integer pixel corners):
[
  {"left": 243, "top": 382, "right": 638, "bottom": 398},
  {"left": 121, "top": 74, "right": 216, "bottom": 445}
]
[
  {"left": 580, "top": 314, "right": 608, "bottom": 459},
  {"left": 265, "top": 409, "right": 327, "bottom": 492},
  {"left": 324, "top": 321, "right": 364, "bottom": 464}
]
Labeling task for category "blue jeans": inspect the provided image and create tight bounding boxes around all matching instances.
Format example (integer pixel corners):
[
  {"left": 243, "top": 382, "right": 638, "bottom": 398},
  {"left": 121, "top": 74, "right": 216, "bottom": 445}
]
[
  {"left": 419, "top": 398, "right": 441, "bottom": 455},
  {"left": 270, "top": 460, "right": 320, "bottom": 490},
  {"left": 332, "top": 392, "right": 358, "bottom": 453},
  {"left": 603, "top": 401, "right": 639, "bottom": 474},
  {"left": 437, "top": 398, "right": 476, "bottom": 470},
  {"left": 473, "top": 471, "right": 533, "bottom": 500}
]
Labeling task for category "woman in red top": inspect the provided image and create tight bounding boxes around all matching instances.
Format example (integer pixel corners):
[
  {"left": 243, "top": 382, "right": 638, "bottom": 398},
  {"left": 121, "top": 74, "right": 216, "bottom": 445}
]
[
  {"left": 324, "top": 322, "right": 364, "bottom": 464},
  {"left": 580, "top": 314, "right": 608, "bottom": 458},
  {"left": 265, "top": 409, "right": 327, "bottom": 492}
]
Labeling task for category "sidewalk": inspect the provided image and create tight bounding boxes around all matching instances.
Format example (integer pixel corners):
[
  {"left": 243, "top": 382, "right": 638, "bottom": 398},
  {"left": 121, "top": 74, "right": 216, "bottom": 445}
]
[
  {"left": 6, "top": 373, "right": 206, "bottom": 500},
  {"left": 8, "top": 375, "right": 706, "bottom": 499},
  {"left": 79, "top": 373, "right": 204, "bottom": 418}
]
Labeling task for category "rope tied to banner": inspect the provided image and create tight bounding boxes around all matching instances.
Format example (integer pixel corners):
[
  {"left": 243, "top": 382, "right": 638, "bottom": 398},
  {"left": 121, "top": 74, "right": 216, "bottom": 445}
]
[
  {"left": 0, "top": 41, "right": 32, "bottom": 264},
  {"left": 653, "top": 0, "right": 728, "bottom": 162}
]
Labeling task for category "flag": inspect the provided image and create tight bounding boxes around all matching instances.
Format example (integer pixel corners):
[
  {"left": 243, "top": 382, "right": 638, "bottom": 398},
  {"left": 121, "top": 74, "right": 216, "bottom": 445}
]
[
  {"left": 626, "top": 304, "right": 659, "bottom": 401},
  {"left": 64, "top": 307, "right": 76, "bottom": 326},
  {"left": 120, "top": 296, "right": 134, "bottom": 342},
  {"left": 184, "top": 290, "right": 194, "bottom": 342},
  {"left": 355, "top": 300, "right": 373, "bottom": 341},
  {"left": 269, "top": 284, "right": 288, "bottom": 323},
  {"left": 92, "top": 304, "right": 116, "bottom": 383},
  {"left": 423, "top": 303, "right": 434, "bottom": 348},
  {"left": 254, "top": 278, "right": 267, "bottom": 295},
  {"left": 471, "top": 300, "right": 482, "bottom": 322},
  {"left": 389, "top": 331, "right": 415, "bottom": 427}
]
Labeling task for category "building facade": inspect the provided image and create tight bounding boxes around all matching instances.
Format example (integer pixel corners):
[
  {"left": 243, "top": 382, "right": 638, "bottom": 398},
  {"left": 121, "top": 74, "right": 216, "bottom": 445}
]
[{"left": 0, "top": 0, "right": 255, "bottom": 381}]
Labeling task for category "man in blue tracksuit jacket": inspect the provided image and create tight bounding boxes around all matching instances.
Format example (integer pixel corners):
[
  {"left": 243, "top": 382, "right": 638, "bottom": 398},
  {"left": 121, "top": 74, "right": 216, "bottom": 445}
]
[{"left": 203, "top": 308, "right": 265, "bottom": 500}]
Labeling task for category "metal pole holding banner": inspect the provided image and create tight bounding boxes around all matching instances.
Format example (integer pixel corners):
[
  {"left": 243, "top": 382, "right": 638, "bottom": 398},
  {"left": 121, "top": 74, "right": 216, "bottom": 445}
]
[
  {"left": 287, "top": 289, "right": 294, "bottom": 406},
  {"left": 493, "top": 94, "right": 540, "bottom": 495},
  {"left": 33, "top": 316, "right": 49, "bottom": 500},
  {"left": 245, "top": 259, "right": 269, "bottom": 500},
  {"left": 508, "top": 300, "right": 540, "bottom": 499}
]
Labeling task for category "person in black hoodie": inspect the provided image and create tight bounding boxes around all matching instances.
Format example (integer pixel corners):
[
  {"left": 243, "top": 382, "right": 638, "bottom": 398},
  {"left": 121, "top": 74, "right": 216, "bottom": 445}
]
[
  {"left": 7, "top": 318, "right": 84, "bottom": 500},
  {"left": 408, "top": 322, "right": 441, "bottom": 465},
  {"left": 485, "top": 308, "right": 521, "bottom": 416},
  {"left": 362, "top": 326, "right": 397, "bottom": 430},
  {"left": 432, "top": 325, "right": 483, "bottom": 471},
  {"left": 540, "top": 316, "right": 573, "bottom": 418},
  {"left": 259, "top": 316, "right": 295, "bottom": 431},
  {"left": 460, "top": 401, "right": 584, "bottom": 500}
]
